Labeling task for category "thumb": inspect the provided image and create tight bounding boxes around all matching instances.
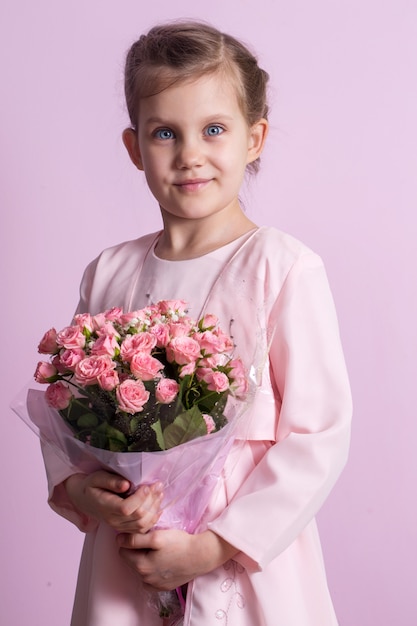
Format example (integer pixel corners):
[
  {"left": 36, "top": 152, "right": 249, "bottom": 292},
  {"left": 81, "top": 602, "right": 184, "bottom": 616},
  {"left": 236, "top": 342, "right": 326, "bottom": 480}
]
[{"left": 117, "top": 531, "right": 154, "bottom": 550}]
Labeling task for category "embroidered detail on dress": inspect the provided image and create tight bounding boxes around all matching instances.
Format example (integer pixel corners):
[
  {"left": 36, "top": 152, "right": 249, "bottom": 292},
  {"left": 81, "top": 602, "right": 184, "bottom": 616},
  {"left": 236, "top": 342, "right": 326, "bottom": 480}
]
[
  {"left": 229, "top": 317, "right": 235, "bottom": 342},
  {"left": 214, "top": 560, "right": 245, "bottom": 623}
]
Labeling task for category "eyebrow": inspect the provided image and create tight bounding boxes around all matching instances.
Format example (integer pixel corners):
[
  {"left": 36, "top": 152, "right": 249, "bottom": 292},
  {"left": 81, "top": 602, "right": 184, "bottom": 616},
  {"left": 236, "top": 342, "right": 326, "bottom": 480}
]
[
  {"left": 143, "top": 114, "right": 235, "bottom": 126},
  {"left": 144, "top": 117, "right": 169, "bottom": 127}
]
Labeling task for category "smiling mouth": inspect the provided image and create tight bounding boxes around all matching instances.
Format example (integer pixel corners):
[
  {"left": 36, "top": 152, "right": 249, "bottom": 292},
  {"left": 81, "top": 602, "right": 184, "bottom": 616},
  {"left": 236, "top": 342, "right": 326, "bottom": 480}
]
[{"left": 173, "top": 179, "right": 211, "bottom": 192}]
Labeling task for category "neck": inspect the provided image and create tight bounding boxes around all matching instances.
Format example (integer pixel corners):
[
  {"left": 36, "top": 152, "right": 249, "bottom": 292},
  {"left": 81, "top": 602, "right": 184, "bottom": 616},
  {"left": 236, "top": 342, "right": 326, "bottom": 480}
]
[{"left": 155, "top": 209, "right": 257, "bottom": 261}]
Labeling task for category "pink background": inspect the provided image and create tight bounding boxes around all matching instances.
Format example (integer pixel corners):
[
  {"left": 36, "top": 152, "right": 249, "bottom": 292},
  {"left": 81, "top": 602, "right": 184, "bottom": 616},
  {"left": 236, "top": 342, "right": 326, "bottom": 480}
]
[{"left": 1, "top": 1, "right": 415, "bottom": 624}]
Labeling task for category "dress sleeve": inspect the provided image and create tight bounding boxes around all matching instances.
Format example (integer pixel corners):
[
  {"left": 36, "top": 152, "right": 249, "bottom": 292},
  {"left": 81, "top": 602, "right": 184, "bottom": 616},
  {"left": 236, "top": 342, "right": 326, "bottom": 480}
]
[
  {"left": 41, "top": 441, "right": 99, "bottom": 532},
  {"left": 73, "top": 254, "right": 101, "bottom": 316},
  {"left": 208, "top": 253, "right": 352, "bottom": 571},
  {"left": 41, "top": 257, "right": 101, "bottom": 532}
]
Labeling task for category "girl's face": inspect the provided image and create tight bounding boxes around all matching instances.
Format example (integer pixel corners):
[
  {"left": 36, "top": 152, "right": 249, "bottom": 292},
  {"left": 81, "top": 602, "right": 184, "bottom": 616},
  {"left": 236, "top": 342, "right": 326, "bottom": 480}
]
[{"left": 123, "top": 72, "right": 267, "bottom": 226}]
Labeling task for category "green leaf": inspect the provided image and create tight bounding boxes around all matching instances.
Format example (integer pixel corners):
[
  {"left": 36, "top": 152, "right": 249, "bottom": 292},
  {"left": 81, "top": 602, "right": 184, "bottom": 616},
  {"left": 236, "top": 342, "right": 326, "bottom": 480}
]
[
  {"left": 151, "top": 419, "right": 165, "bottom": 451},
  {"left": 89, "top": 431, "right": 108, "bottom": 448},
  {"left": 184, "top": 387, "right": 201, "bottom": 409},
  {"left": 162, "top": 406, "right": 207, "bottom": 449},
  {"left": 77, "top": 413, "right": 99, "bottom": 428},
  {"left": 97, "top": 422, "right": 127, "bottom": 441},
  {"left": 60, "top": 397, "right": 92, "bottom": 423},
  {"left": 130, "top": 417, "right": 139, "bottom": 433},
  {"left": 87, "top": 422, "right": 128, "bottom": 451},
  {"left": 108, "top": 438, "right": 127, "bottom": 452},
  {"left": 199, "top": 391, "right": 228, "bottom": 414}
]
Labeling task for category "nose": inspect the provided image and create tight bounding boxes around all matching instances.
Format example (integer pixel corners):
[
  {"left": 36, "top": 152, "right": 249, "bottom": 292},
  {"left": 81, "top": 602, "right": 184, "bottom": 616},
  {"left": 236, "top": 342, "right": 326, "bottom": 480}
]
[{"left": 175, "top": 137, "right": 205, "bottom": 169}]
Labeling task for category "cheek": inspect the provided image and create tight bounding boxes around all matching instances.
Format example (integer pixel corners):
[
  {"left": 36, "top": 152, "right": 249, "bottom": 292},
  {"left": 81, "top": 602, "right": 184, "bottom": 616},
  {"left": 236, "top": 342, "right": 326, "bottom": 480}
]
[
  {"left": 142, "top": 154, "right": 165, "bottom": 183},
  {"left": 152, "top": 147, "right": 172, "bottom": 168},
  {"left": 218, "top": 139, "right": 249, "bottom": 169}
]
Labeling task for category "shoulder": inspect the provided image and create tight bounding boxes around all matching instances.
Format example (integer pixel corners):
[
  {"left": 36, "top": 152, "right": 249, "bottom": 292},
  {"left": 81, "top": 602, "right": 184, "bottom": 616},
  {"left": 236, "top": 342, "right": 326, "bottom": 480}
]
[
  {"left": 212, "top": 226, "right": 328, "bottom": 321},
  {"left": 77, "top": 231, "right": 160, "bottom": 314},
  {"left": 82, "top": 231, "right": 160, "bottom": 280},
  {"left": 93, "top": 231, "right": 160, "bottom": 266},
  {"left": 238, "top": 226, "right": 324, "bottom": 287},
  {"left": 253, "top": 226, "right": 320, "bottom": 262}
]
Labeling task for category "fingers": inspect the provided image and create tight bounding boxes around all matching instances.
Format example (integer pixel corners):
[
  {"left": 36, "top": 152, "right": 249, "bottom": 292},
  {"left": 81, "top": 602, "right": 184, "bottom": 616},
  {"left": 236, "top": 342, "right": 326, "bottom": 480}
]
[
  {"left": 127, "top": 482, "right": 164, "bottom": 508},
  {"left": 65, "top": 472, "right": 164, "bottom": 533},
  {"left": 118, "top": 546, "right": 155, "bottom": 584},
  {"left": 117, "top": 532, "right": 169, "bottom": 590},
  {"left": 116, "top": 483, "right": 164, "bottom": 533},
  {"left": 116, "top": 530, "right": 194, "bottom": 591},
  {"left": 117, "top": 530, "right": 157, "bottom": 550},
  {"left": 88, "top": 470, "right": 131, "bottom": 495}
]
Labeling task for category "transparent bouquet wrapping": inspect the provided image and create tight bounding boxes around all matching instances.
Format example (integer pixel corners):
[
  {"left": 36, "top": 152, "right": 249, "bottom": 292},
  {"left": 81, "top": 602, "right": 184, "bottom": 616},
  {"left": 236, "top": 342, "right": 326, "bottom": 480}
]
[
  {"left": 11, "top": 365, "right": 259, "bottom": 624},
  {"left": 12, "top": 384, "right": 254, "bottom": 529}
]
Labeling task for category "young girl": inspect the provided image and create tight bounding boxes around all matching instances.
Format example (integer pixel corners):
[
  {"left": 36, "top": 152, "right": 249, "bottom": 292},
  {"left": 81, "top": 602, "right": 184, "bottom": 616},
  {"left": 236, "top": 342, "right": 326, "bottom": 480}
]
[{"left": 41, "top": 21, "right": 352, "bottom": 626}]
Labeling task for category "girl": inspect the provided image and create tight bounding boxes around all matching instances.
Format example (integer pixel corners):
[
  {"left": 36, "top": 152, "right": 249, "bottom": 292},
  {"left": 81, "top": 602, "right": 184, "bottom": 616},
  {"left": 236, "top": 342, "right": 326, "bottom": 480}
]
[{"left": 42, "top": 20, "right": 352, "bottom": 626}]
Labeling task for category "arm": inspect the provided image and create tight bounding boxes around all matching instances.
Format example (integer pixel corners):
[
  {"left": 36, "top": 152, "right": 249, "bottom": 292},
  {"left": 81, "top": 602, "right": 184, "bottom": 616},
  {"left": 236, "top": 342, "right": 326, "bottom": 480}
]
[{"left": 208, "top": 254, "right": 352, "bottom": 571}]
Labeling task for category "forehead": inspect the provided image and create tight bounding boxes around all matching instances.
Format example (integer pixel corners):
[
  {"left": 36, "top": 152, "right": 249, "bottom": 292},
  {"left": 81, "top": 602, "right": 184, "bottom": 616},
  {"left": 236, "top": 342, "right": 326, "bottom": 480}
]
[{"left": 138, "top": 72, "right": 246, "bottom": 124}]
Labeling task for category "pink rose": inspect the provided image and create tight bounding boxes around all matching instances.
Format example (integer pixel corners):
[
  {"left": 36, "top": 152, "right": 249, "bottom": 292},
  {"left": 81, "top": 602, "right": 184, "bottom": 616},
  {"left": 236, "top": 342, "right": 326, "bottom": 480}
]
[
  {"left": 120, "top": 333, "right": 157, "bottom": 362},
  {"left": 149, "top": 323, "right": 171, "bottom": 347},
  {"left": 45, "top": 382, "right": 73, "bottom": 410},
  {"left": 208, "top": 371, "right": 230, "bottom": 393},
  {"left": 196, "top": 330, "right": 222, "bottom": 354},
  {"left": 95, "top": 321, "right": 120, "bottom": 338},
  {"left": 38, "top": 328, "right": 58, "bottom": 354},
  {"left": 214, "top": 328, "right": 234, "bottom": 352},
  {"left": 157, "top": 300, "right": 188, "bottom": 316},
  {"left": 130, "top": 352, "right": 163, "bottom": 381},
  {"left": 116, "top": 379, "right": 149, "bottom": 414},
  {"left": 228, "top": 358, "right": 245, "bottom": 376},
  {"left": 203, "top": 414, "right": 216, "bottom": 434},
  {"left": 155, "top": 378, "right": 179, "bottom": 404},
  {"left": 199, "top": 353, "right": 227, "bottom": 369},
  {"left": 97, "top": 368, "right": 120, "bottom": 391},
  {"left": 168, "top": 320, "right": 194, "bottom": 337},
  {"left": 196, "top": 329, "right": 233, "bottom": 354},
  {"left": 166, "top": 336, "right": 201, "bottom": 365},
  {"left": 90, "top": 333, "right": 120, "bottom": 357},
  {"left": 91, "top": 313, "right": 106, "bottom": 331},
  {"left": 75, "top": 355, "right": 115, "bottom": 386},
  {"left": 179, "top": 362, "right": 196, "bottom": 377},
  {"left": 120, "top": 309, "right": 149, "bottom": 328},
  {"left": 104, "top": 307, "right": 123, "bottom": 322},
  {"left": 148, "top": 309, "right": 164, "bottom": 326},
  {"left": 51, "top": 355, "right": 66, "bottom": 374},
  {"left": 34, "top": 361, "right": 57, "bottom": 383},
  {"left": 57, "top": 326, "right": 86, "bottom": 350},
  {"left": 199, "top": 370, "right": 230, "bottom": 393},
  {"left": 195, "top": 367, "right": 213, "bottom": 381},
  {"left": 59, "top": 348, "right": 85, "bottom": 371},
  {"left": 73, "top": 313, "right": 94, "bottom": 333},
  {"left": 229, "top": 358, "right": 248, "bottom": 396},
  {"left": 199, "top": 313, "right": 218, "bottom": 331}
]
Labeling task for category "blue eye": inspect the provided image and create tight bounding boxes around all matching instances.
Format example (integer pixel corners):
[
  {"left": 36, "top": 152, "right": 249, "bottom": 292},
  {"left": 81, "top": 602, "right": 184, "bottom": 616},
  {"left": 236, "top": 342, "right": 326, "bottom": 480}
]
[
  {"left": 205, "top": 125, "right": 224, "bottom": 137},
  {"left": 154, "top": 128, "right": 174, "bottom": 140}
]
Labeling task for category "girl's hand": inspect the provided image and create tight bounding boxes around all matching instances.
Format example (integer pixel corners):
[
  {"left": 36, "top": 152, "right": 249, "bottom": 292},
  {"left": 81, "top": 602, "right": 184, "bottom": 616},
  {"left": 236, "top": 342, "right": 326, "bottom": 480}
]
[
  {"left": 117, "top": 529, "right": 238, "bottom": 591},
  {"left": 64, "top": 471, "right": 163, "bottom": 533}
]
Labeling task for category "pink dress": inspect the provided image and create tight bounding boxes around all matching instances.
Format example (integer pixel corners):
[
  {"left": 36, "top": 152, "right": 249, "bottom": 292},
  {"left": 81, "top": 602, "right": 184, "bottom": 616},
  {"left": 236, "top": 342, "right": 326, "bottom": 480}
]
[{"left": 42, "top": 226, "right": 352, "bottom": 625}]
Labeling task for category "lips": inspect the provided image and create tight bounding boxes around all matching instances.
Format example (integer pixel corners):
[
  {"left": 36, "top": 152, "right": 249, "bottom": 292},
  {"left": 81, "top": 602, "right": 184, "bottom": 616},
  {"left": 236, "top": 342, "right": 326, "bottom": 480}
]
[{"left": 173, "top": 178, "right": 211, "bottom": 192}]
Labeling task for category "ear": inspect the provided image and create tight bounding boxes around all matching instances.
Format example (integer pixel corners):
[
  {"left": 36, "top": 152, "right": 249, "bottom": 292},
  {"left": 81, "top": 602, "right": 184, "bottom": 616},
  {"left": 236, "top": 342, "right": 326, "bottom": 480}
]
[
  {"left": 122, "top": 128, "right": 144, "bottom": 170},
  {"left": 247, "top": 118, "right": 269, "bottom": 165}
]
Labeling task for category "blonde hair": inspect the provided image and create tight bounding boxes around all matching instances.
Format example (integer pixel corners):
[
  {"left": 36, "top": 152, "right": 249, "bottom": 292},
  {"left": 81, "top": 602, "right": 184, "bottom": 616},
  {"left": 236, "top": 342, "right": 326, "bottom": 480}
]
[{"left": 124, "top": 21, "right": 269, "bottom": 172}]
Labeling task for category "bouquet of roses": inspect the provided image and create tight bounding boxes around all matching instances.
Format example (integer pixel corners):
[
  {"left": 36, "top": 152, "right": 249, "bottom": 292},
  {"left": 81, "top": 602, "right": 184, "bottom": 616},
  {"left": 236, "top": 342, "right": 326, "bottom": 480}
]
[
  {"left": 14, "top": 300, "right": 250, "bottom": 624},
  {"left": 34, "top": 299, "right": 247, "bottom": 454}
]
